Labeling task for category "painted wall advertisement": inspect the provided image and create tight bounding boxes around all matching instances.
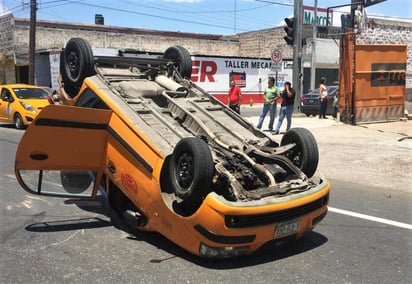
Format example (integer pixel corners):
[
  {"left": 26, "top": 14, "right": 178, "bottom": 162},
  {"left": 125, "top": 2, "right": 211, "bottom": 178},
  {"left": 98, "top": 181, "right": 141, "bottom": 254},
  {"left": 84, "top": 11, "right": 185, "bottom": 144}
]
[{"left": 190, "top": 56, "right": 293, "bottom": 104}]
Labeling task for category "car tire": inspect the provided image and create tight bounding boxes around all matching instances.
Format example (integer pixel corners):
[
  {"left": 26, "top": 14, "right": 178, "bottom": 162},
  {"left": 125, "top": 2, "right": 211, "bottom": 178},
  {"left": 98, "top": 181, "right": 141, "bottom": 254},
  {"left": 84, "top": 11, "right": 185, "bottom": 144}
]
[
  {"left": 14, "top": 113, "right": 25, "bottom": 129},
  {"left": 280, "top": 128, "right": 319, "bottom": 178},
  {"left": 170, "top": 137, "right": 214, "bottom": 214},
  {"left": 163, "top": 46, "right": 192, "bottom": 79},
  {"left": 60, "top": 38, "right": 95, "bottom": 98}
]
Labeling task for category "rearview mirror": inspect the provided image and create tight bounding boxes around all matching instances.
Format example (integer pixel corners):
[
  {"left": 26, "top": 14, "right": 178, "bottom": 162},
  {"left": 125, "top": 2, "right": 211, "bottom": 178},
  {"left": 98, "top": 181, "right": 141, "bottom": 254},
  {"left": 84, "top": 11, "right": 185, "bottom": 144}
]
[{"left": 60, "top": 171, "right": 93, "bottom": 194}]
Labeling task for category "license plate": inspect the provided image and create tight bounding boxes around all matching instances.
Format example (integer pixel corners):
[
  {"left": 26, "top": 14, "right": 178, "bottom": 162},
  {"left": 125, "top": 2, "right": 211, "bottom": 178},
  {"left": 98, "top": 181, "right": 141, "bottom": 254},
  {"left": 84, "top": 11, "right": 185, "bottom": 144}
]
[
  {"left": 274, "top": 219, "right": 301, "bottom": 237},
  {"left": 308, "top": 99, "right": 314, "bottom": 103}
]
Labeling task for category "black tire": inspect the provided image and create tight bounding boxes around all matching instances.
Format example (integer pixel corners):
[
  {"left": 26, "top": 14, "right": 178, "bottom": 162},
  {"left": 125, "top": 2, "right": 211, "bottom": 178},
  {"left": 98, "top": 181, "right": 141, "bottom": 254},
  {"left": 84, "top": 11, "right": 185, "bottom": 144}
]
[
  {"left": 60, "top": 38, "right": 95, "bottom": 98},
  {"left": 14, "top": 113, "right": 25, "bottom": 129},
  {"left": 163, "top": 46, "right": 192, "bottom": 78},
  {"left": 170, "top": 137, "right": 214, "bottom": 214},
  {"left": 280, "top": 128, "right": 319, "bottom": 178}
]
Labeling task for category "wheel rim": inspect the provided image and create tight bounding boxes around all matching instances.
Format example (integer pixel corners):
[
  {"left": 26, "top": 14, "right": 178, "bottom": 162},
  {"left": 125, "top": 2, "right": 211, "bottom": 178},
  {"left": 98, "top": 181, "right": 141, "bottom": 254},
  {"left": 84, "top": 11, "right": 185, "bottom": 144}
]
[
  {"left": 15, "top": 115, "right": 22, "bottom": 128},
  {"left": 285, "top": 144, "right": 303, "bottom": 168},
  {"left": 176, "top": 152, "right": 194, "bottom": 191},
  {"left": 68, "top": 51, "right": 80, "bottom": 78}
]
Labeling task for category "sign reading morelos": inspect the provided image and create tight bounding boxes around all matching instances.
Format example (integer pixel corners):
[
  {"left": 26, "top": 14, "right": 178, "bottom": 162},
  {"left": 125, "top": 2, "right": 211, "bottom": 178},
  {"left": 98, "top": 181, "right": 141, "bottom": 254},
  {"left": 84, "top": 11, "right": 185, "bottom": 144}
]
[{"left": 302, "top": 5, "right": 333, "bottom": 27}]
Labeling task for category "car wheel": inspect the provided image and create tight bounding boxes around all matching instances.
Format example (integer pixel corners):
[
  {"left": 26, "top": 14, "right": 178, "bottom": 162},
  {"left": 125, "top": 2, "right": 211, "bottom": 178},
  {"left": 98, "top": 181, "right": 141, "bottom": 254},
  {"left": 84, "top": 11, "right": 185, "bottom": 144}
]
[
  {"left": 163, "top": 46, "right": 192, "bottom": 79},
  {"left": 280, "top": 128, "right": 319, "bottom": 178},
  {"left": 60, "top": 38, "right": 95, "bottom": 98},
  {"left": 170, "top": 137, "right": 214, "bottom": 214},
  {"left": 14, "top": 113, "right": 25, "bottom": 129}
]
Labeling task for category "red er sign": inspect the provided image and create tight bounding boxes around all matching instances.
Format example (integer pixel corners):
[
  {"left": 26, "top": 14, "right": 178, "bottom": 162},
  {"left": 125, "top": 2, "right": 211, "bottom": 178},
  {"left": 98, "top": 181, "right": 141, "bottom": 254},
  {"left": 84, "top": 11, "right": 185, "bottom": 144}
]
[{"left": 271, "top": 48, "right": 282, "bottom": 64}]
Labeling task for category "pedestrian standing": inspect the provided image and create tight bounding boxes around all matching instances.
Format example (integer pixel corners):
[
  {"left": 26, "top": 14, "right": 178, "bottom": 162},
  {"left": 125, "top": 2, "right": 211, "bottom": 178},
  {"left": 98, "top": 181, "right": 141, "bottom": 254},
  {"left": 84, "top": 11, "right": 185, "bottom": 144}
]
[
  {"left": 318, "top": 77, "right": 329, "bottom": 119},
  {"left": 332, "top": 89, "right": 339, "bottom": 119},
  {"left": 228, "top": 80, "right": 242, "bottom": 114},
  {"left": 256, "top": 77, "right": 280, "bottom": 131},
  {"left": 273, "top": 81, "right": 295, "bottom": 134}
]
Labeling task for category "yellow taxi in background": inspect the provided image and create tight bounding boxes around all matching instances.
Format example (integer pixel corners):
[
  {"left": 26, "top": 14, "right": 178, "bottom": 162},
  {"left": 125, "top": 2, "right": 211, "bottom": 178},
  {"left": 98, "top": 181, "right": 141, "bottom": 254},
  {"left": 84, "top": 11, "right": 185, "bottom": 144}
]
[{"left": 0, "top": 84, "right": 50, "bottom": 129}]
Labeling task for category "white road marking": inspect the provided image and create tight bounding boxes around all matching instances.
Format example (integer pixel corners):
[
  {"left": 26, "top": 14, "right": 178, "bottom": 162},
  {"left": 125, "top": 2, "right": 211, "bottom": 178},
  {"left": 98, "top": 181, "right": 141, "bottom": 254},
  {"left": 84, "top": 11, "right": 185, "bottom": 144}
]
[
  {"left": 27, "top": 195, "right": 53, "bottom": 205},
  {"left": 328, "top": 207, "right": 412, "bottom": 230}
]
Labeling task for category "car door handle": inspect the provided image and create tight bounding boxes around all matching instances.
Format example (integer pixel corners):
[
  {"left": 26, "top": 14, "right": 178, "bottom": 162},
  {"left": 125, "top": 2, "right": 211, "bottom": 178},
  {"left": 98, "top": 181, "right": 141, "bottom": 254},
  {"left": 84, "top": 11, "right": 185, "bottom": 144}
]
[
  {"left": 30, "top": 153, "right": 48, "bottom": 160},
  {"left": 107, "top": 161, "right": 116, "bottom": 173}
]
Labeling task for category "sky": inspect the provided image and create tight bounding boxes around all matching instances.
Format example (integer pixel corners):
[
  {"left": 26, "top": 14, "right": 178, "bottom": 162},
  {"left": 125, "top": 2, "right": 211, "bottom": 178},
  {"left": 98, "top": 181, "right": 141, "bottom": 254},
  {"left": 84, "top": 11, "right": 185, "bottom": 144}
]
[{"left": 0, "top": 0, "right": 411, "bottom": 35}]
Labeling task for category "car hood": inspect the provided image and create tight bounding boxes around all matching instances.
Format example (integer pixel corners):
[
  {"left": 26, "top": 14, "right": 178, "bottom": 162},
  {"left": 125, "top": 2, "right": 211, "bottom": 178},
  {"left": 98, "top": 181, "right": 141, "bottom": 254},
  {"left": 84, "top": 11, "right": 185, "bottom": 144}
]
[{"left": 17, "top": 98, "right": 50, "bottom": 109}]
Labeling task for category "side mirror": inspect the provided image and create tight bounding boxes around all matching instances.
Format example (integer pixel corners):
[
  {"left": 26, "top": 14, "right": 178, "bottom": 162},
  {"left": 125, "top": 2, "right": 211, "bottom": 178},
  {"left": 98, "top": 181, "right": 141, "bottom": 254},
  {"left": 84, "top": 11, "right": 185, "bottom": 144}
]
[
  {"left": 60, "top": 171, "right": 92, "bottom": 194},
  {"left": 2, "top": 94, "right": 11, "bottom": 102}
]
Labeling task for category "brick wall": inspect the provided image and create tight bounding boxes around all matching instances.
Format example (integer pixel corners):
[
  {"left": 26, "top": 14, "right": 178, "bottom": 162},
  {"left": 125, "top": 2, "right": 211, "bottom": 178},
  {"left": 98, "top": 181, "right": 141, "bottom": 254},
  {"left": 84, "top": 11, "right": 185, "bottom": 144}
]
[
  {"left": 2, "top": 15, "right": 411, "bottom": 87},
  {"left": 13, "top": 19, "right": 240, "bottom": 56}
]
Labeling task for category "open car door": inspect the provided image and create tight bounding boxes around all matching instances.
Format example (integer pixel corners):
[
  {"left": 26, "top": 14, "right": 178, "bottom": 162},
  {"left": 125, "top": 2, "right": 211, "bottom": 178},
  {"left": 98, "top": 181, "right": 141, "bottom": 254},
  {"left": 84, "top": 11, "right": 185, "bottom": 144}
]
[{"left": 15, "top": 105, "right": 112, "bottom": 198}]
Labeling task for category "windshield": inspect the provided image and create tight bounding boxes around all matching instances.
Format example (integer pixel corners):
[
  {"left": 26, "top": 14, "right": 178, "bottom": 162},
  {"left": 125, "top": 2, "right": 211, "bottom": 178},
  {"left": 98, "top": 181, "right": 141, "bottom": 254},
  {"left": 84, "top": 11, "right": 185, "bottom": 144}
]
[{"left": 13, "top": 88, "right": 49, "bottom": 99}]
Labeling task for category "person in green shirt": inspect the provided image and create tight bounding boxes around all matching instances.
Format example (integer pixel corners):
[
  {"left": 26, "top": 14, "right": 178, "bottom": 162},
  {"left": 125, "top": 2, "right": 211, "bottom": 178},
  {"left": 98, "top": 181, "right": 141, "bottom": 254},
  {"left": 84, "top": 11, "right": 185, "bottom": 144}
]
[{"left": 257, "top": 77, "right": 280, "bottom": 131}]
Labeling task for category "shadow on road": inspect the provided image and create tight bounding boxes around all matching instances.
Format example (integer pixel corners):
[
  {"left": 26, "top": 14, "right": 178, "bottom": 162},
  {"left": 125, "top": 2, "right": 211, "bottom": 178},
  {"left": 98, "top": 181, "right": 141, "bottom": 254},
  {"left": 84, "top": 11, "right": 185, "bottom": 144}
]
[
  {"left": 24, "top": 195, "right": 328, "bottom": 267},
  {"left": 174, "top": 231, "right": 328, "bottom": 268},
  {"left": 0, "top": 123, "right": 17, "bottom": 129}
]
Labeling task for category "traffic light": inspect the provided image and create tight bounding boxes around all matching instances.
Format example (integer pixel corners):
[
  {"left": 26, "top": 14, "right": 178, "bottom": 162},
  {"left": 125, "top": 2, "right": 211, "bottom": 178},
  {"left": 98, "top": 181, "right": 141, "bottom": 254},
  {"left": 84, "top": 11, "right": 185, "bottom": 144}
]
[
  {"left": 363, "top": 0, "right": 387, "bottom": 7},
  {"left": 283, "top": 17, "right": 294, "bottom": 46}
]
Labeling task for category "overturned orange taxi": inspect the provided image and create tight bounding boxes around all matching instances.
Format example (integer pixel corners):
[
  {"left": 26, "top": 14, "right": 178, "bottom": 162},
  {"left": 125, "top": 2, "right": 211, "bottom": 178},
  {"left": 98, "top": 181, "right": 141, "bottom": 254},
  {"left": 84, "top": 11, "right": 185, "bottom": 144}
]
[{"left": 15, "top": 38, "right": 330, "bottom": 258}]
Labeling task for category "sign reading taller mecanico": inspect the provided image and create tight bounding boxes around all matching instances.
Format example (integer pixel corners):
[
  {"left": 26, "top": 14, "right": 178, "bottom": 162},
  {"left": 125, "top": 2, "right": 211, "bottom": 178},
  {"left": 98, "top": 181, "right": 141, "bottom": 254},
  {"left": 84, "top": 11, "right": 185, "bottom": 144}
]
[{"left": 190, "top": 56, "right": 293, "bottom": 104}]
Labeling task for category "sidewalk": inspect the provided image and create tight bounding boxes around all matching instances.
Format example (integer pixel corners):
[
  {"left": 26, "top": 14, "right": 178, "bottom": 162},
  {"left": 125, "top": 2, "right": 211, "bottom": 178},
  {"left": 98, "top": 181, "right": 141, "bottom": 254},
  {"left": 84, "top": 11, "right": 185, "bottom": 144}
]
[
  {"left": 239, "top": 104, "right": 411, "bottom": 192},
  {"left": 240, "top": 104, "right": 412, "bottom": 137}
]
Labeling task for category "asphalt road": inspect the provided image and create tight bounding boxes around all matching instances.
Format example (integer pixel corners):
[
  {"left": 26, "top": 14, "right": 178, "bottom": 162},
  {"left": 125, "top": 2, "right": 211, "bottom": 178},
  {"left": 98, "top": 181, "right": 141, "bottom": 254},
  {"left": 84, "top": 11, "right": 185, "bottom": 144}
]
[{"left": 1, "top": 119, "right": 411, "bottom": 284}]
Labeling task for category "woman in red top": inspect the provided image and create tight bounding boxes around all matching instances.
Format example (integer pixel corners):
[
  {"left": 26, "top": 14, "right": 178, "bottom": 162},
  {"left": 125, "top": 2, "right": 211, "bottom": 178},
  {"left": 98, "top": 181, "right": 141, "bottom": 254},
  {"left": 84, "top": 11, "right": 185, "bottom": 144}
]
[{"left": 228, "top": 80, "right": 241, "bottom": 114}]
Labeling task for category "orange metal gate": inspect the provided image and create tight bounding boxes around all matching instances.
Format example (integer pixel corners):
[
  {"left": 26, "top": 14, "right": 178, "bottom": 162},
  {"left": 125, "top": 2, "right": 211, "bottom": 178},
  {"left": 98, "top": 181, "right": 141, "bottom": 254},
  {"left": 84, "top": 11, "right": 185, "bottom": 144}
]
[{"left": 339, "top": 34, "right": 407, "bottom": 125}]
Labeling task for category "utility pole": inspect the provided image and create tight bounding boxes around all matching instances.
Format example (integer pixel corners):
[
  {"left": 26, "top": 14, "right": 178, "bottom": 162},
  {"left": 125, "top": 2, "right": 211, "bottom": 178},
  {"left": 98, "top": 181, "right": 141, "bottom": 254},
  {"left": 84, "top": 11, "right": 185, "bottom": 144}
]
[
  {"left": 234, "top": 0, "right": 237, "bottom": 34},
  {"left": 310, "top": 0, "right": 318, "bottom": 92},
  {"left": 28, "top": 0, "right": 36, "bottom": 84},
  {"left": 293, "top": 0, "right": 303, "bottom": 111}
]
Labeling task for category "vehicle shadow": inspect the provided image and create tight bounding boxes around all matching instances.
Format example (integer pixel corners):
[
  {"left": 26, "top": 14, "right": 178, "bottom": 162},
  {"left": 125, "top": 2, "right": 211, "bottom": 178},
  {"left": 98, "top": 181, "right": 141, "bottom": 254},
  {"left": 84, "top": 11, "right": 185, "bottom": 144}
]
[
  {"left": 25, "top": 216, "right": 113, "bottom": 232},
  {"left": 0, "top": 123, "right": 17, "bottom": 129},
  {"left": 24, "top": 195, "right": 328, "bottom": 267},
  {"left": 25, "top": 196, "right": 114, "bottom": 233},
  {"left": 154, "top": 231, "right": 329, "bottom": 268},
  {"left": 86, "top": 196, "right": 328, "bottom": 267},
  {"left": 108, "top": 212, "right": 328, "bottom": 268}
]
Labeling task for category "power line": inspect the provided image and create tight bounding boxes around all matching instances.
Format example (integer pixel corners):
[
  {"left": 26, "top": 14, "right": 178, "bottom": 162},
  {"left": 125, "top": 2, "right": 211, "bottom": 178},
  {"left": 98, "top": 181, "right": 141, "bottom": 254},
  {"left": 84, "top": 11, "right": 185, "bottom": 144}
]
[{"left": 4, "top": 0, "right": 284, "bottom": 33}]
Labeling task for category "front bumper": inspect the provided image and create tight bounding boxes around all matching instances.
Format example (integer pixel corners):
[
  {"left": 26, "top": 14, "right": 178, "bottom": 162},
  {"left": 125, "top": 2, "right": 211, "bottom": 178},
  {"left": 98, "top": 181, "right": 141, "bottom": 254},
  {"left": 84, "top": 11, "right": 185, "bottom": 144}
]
[{"left": 187, "top": 178, "right": 331, "bottom": 257}]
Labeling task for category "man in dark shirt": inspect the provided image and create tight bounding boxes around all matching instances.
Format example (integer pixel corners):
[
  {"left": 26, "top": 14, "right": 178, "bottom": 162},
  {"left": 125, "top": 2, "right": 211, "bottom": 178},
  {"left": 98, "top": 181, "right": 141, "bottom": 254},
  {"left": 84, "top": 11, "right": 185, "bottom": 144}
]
[{"left": 273, "top": 81, "right": 295, "bottom": 134}]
